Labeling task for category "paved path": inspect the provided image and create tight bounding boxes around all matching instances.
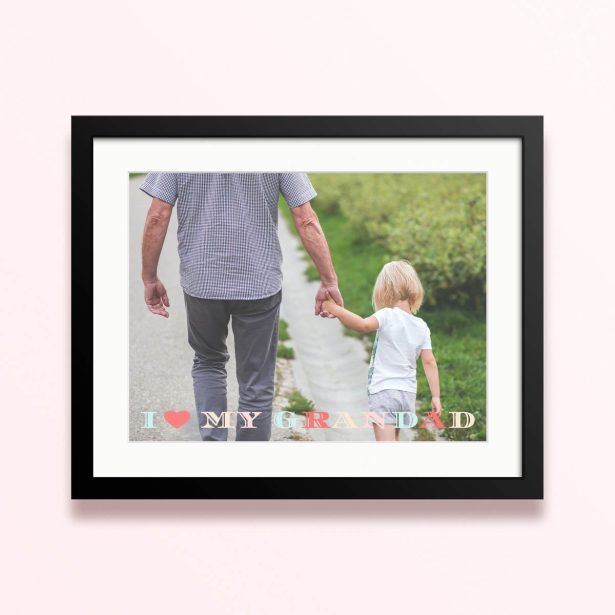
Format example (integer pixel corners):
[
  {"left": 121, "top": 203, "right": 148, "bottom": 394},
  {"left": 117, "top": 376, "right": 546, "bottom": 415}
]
[{"left": 278, "top": 217, "right": 377, "bottom": 442}]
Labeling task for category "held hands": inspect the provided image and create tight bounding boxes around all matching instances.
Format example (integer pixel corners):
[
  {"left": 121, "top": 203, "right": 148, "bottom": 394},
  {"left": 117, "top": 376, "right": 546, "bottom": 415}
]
[
  {"left": 431, "top": 397, "right": 442, "bottom": 416},
  {"left": 321, "top": 295, "right": 337, "bottom": 315},
  {"left": 143, "top": 278, "right": 170, "bottom": 318},
  {"left": 316, "top": 285, "right": 343, "bottom": 318}
]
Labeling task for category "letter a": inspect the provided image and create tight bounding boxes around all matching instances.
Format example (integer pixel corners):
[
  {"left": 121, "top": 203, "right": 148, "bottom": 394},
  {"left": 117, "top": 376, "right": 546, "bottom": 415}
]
[{"left": 419, "top": 410, "right": 445, "bottom": 430}]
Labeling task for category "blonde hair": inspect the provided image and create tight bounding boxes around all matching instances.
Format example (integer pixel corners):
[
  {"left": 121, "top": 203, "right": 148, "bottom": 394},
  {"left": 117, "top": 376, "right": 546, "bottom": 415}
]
[{"left": 372, "top": 260, "right": 424, "bottom": 313}]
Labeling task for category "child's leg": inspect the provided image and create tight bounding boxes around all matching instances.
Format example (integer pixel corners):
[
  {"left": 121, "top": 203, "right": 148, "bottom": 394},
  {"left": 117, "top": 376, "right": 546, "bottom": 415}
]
[
  {"left": 368, "top": 390, "right": 399, "bottom": 441},
  {"left": 373, "top": 424, "right": 396, "bottom": 441}
]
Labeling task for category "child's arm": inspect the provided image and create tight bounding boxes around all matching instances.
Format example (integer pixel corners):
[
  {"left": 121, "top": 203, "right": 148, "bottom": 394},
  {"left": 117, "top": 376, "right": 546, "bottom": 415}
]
[
  {"left": 322, "top": 297, "right": 379, "bottom": 333},
  {"left": 420, "top": 349, "right": 442, "bottom": 415}
]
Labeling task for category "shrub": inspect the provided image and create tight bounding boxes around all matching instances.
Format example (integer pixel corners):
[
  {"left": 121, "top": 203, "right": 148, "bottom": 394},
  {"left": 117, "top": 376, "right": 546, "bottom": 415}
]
[
  {"left": 310, "top": 173, "right": 486, "bottom": 310},
  {"left": 308, "top": 173, "right": 362, "bottom": 214}
]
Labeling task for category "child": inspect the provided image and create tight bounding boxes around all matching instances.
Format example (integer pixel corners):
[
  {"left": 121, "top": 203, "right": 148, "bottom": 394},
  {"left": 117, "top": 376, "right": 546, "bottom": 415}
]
[{"left": 322, "top": 260, "right": 441, "bottom": 442}]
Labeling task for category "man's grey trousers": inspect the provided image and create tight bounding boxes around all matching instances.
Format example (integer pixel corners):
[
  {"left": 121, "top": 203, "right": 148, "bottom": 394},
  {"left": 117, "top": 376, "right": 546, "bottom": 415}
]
[{"left": 184, "top": 290, "right": 281, "bottom": 441}]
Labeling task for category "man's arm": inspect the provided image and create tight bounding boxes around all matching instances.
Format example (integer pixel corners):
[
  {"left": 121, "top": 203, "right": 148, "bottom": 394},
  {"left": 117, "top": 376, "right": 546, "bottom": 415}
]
[
  {"left": 421, "top": 350, "right": 442, "bottom": 415},
  {"left": 290, "top": 202, "right": 343, "bottom": 316},
  {"left": 142, "top": 198, "right": 173, "bottom": 317}
]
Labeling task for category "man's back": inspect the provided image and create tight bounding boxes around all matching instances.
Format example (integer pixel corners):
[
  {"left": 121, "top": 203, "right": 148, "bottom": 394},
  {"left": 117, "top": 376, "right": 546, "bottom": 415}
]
[{"left": 140, "top": 173, "right": 316, "bottom": 300}]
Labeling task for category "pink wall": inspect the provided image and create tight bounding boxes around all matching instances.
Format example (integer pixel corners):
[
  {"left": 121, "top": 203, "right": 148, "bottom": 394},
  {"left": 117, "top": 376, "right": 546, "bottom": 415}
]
[{"left": 2, "top": 1, "right": 613, "bottom": 612}]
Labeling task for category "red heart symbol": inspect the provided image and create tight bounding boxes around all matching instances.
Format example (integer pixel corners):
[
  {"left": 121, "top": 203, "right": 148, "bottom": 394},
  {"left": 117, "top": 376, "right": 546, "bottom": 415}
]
[{"left": 164, "top": 410, "right": 191, "bottom": 428}]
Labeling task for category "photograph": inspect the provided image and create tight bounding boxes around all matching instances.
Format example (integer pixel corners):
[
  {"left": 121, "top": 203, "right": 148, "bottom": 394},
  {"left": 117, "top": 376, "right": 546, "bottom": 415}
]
[
  {"left": 129, "top": 172, "right": 487, "bottom": 444},
  {"left": 74, "top": 116, "right": 540, "bottom": 497}
]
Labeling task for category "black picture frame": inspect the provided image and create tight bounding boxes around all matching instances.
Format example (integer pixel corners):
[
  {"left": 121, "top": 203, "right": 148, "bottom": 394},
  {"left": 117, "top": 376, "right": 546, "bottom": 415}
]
[{"left": 72, "top": 116, "right": 543, "bottom": 500}]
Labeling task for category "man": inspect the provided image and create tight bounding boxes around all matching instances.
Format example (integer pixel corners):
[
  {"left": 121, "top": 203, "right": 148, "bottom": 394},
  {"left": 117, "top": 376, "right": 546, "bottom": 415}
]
[{"left": 139, "top": 173, "right": 342, "bottom": 441}]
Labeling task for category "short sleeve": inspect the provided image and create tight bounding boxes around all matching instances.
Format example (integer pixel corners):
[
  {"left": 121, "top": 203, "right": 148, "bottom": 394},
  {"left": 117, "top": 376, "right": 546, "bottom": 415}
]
[
  {"left": 373, "top": 308, "right": 390, "bottom": 329},
  {"left": 421, "top": 325, "right": 432, "bottom": 350},
  {"left": 279, "top": 173, "right": 317, "bottom": 208},
  {"left": 140, "top": 173, "right": 178, "bottom": 206}
]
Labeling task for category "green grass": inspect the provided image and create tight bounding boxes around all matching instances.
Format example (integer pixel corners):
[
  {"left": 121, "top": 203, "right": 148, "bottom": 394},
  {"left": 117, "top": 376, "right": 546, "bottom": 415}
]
[
  {"left": 414, "top": 427, "right": 437, "bottom": 441},
  {"left": 277, "top": 319, "right": 294, "bottom": 359},
  {"left": 418, "top": 308, "right": 485, "bottom": 440},
  {"left": 283, "top": 390, "right": 315, "bottom": 415},
  {"left": 279, "top": 319, "right": 290, "bottom": 341},
  {"left": 277, "top": 343, "right": 295, "bottom": 360},
  {"left": 280, "top": 201, "right": 486, "bottom": 441}
]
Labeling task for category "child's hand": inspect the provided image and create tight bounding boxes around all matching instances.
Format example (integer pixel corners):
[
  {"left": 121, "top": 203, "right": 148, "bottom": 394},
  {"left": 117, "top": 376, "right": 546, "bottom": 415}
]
[
  {"left": 322, "top": 292, "right": 339, "bottom": 315},
  {"left": 322, "top": 298, "right": 335, "bottom": 313},
  {"left": 431, "top": 397, "right": 442, "bottom": 415}
]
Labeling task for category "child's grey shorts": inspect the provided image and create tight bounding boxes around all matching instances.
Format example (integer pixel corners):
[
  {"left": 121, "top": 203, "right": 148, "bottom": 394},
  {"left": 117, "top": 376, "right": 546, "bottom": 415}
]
[{"left": 367, "top": 389, "right": 416, "bottom": 425}]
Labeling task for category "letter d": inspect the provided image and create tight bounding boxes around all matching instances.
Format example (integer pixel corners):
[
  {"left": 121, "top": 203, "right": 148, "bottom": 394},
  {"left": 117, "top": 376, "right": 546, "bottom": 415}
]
[
  {"left": 449, "top": 412, "right": 476, "bottom": 429},
  {"left": 395, "top": 412, "right": 418, "bottom": 428}
]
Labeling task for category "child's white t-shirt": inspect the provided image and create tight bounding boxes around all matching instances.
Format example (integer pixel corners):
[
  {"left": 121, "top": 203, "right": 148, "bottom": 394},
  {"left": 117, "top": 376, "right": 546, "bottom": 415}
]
[{"left": 367, "top": 307, "right": 432, "bottom": 394}]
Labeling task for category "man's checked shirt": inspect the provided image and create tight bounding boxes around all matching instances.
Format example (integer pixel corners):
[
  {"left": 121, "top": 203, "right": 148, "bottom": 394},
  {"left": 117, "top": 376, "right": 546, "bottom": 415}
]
[{"left": 140, "top": 173, "right": 317, "bottom": 300}]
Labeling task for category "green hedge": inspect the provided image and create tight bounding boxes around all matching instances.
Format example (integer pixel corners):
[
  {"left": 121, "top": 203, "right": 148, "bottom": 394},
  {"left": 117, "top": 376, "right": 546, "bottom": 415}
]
[{"left": 310, "top": 173, "right": 486, "bottom": 310}]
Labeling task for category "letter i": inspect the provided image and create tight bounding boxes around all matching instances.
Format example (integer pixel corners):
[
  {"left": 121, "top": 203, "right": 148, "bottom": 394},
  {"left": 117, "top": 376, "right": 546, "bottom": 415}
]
[{"left": 141, "top": 411, "right": 157, "bottom": 429}]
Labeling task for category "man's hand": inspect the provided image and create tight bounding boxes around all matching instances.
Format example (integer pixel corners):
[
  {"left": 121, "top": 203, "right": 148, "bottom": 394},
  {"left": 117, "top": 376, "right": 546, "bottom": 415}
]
[
  {"left": 144, "top": 278, "right": 170, "bottom": 318},
  {"left": 315, "top": 284, "right": 343, "bottom": 318},
  {"left": 431, "top": 397, "right": 442, "bottom": 416}
]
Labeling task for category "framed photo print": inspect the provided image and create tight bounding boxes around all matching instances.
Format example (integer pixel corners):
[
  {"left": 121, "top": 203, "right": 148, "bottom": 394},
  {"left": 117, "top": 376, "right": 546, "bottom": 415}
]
[{"left": 72, "top": 116, "right": 543, "bottom": 499}]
